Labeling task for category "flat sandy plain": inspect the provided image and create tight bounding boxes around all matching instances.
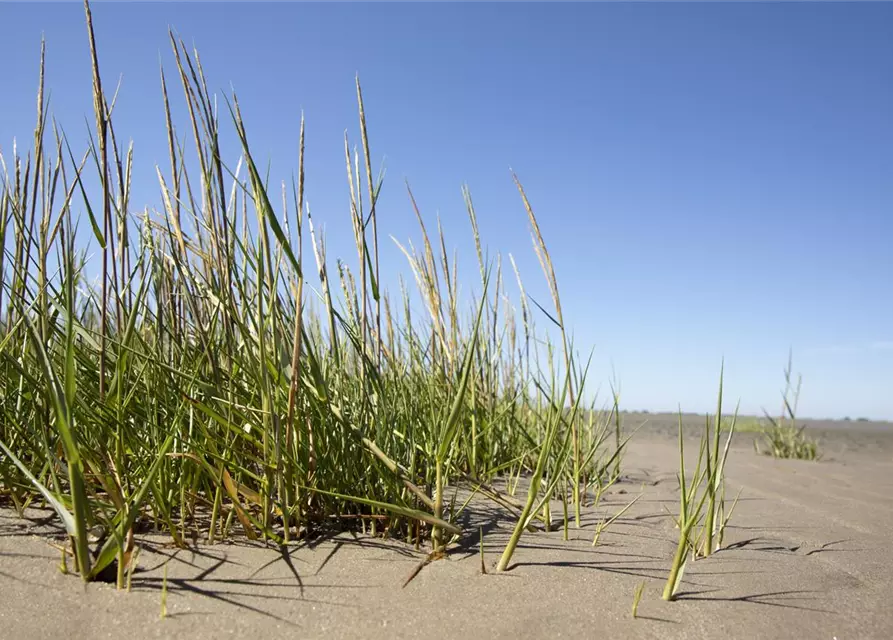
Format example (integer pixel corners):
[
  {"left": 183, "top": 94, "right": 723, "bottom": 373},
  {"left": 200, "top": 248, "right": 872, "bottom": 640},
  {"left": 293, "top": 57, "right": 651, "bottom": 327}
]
[{"left": 1, "top": 415, "right": 891, "bottom": 640}]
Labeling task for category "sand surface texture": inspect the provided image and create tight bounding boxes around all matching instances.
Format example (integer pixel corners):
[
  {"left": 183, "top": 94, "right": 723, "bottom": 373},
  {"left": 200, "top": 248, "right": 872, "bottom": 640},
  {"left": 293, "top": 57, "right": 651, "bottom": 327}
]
[{"left": 2, "top": 418, "right": 891, "bottom": 639}]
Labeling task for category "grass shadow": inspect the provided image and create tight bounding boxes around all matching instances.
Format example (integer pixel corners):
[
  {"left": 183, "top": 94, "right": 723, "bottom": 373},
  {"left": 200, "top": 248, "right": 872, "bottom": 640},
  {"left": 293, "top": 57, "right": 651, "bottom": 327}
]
[{"left": 674, "top": 588, "right": 831, "bottom": 613}]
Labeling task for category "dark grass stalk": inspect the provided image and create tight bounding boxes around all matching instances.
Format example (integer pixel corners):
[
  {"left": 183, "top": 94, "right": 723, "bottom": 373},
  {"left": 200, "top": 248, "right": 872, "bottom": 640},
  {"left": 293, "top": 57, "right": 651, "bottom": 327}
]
[
  {"left": 282, "top": 117, "right": 306, "bottom": 542},
  {"left": 84, "top": 0, "right": 111, "bottom": 401},
  {"left": 356, "top": 77, "right": 382, "bottom": 369},
  {"left": 159, "top": 64, "right": 181, "bottom": 240}
]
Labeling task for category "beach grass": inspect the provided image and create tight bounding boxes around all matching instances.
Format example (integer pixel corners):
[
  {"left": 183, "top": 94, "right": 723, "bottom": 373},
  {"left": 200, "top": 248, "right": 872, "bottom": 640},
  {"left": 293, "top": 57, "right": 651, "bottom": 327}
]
[
  {"left": 756, "top": 352, "right": 821, "bottom": 461},
  {"left": 0, "top": 0, "right": 629, "bottom": 583},
  {"left": 662, "top": 368, "right": 738, "bottom": 601},
  {"left": 0, "top": 6, "right": 778, "bottom": 621}
]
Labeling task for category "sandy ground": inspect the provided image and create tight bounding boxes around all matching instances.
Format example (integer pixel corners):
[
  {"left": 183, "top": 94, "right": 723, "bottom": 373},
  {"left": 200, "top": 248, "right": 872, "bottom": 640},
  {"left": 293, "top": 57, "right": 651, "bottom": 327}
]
[{"left": 1, "top": 416, "right": 892, "bottom": 639}]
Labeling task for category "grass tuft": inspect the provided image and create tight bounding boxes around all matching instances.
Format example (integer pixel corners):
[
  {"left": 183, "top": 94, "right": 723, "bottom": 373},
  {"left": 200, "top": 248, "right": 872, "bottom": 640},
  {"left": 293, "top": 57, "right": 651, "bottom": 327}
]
[
  {"left": 0, "top": 2, "right": 794, "bottom": 607},
  {"left": 0, "top": 0, "right": 629, "bottom": 583},
  {"left": 755, "top": 351, "right": 821, "bottom": 461},
  {"left": 662, "top": 366, "right": 739, "bottom": 601}
]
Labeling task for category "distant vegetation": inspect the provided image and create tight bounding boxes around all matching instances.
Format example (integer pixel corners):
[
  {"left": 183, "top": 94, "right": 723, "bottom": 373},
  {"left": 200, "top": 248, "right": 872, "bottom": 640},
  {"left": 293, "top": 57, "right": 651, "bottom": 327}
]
[{"left": 755, "top": 354, "right": 820, "bottom": 461}]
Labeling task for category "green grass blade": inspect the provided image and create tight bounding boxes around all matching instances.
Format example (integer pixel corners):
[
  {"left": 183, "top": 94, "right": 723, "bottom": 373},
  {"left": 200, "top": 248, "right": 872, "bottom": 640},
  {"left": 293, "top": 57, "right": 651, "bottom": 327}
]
[{"left": 0, "top": 437, "right": 77, "bottom": 536}]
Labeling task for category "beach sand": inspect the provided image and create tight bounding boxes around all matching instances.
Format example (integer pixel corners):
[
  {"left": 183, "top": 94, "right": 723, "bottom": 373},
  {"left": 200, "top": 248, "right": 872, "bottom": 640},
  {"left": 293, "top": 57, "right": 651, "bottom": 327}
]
[{"left": 2, "top": 416, "right": 891, "bottom": 639}]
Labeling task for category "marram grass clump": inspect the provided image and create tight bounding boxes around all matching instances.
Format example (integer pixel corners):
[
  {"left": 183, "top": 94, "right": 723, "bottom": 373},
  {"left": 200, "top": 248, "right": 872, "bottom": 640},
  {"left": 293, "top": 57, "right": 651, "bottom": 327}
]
[
  {"left": 0, "top": 4, "right": 767, "bottom": 615},
  {"left": 0, "top": 0, "right": 622, "bottom": 584}
]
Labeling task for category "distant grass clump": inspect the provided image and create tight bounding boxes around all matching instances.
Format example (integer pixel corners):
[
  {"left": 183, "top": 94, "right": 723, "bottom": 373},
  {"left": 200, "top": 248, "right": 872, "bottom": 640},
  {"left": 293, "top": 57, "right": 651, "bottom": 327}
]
[
  {"left": 0, "top": 1, "right": 627, "bottom": 584},
  {"left": 758, "top": 422, "right": 820, "bottom": 461},
  {"left": 755, "top": 353, "right": 820, "bottom": 461}
]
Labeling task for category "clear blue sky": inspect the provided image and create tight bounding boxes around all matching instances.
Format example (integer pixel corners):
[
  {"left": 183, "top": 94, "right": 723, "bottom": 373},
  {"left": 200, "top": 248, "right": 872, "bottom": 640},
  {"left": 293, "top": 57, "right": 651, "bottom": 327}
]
[{"left": 2, "top": 2, "right": 891, "bottom": 419}]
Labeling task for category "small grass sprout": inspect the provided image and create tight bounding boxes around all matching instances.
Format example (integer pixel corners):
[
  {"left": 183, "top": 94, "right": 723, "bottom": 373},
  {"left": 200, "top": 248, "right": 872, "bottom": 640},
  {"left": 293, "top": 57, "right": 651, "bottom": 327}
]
[
  {"left": 632, "top": 580, "right": 646, "bottom": 619},
  {"left": 592, "top": 493, "right": 641, "bottom": 547},
  {"left": 662, "top": 366, "right": 739, "bottom": 601}
]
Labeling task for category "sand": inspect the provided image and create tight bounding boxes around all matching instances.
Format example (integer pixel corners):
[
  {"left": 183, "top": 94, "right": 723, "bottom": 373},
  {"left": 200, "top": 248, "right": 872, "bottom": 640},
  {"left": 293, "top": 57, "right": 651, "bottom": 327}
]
[{"left": 2, "top": 416, "right": 892, "bottom": 639}]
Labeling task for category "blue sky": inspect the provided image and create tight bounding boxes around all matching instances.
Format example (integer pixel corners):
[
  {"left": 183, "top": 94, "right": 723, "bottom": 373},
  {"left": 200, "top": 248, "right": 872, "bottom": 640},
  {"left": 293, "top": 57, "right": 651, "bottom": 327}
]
[{"left": 2, "top": 2, "right": 892, "bottom": 419}]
